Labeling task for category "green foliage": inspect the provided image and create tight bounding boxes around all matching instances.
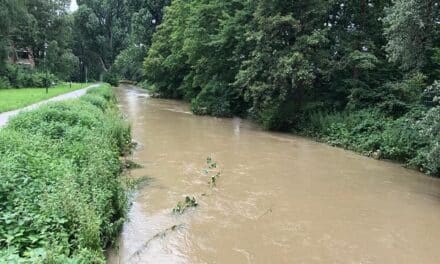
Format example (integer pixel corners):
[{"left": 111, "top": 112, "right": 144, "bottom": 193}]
[
  {"left": 0, "top": 0, "right": 26, "bottom": 70},
  {"left": 190, "top": 81, "right": 237, "bottom": 117},
  {"left": 73, "top": 0, "right": 170, "bottom": 82},
  {"left": 172, "top": 196, "right": 198, "bottom": 214},
  {"left": 0, "top": 77, "right": 11, "bottom": 89},
  {"left": 0, "top": 0, "right": 80, "bottom": 81},
  {"left": 0, "top": 63, "right": 59, "bottom": 88},
  {"left": 203, "top": 156, "right": 221, "bottom": 188},
  {"left": 141, "top": 0, "right": 439, "bottom": 176},
  {"left": 416, "top": 107, "right": 440, "bottom": 175},
  {"left": 113, "top": 46, "right": 147, "bottom": 82},
  {"left": 302, "top": 106, "right": 439, "bottom": 176},
  {"left": 86, "top": 84, "right": 117, "bottom": 102},
  {"left": 0, "top": 84, "right": 131, "bottom": 262},
  {"left": 384, "top": 0, "right": 439, "bottom": 77},
  {"left": 423, "top": 80, "right": 440, "bottom": 106},
  {"left": 143, "top": 0, "right": 393, "bottom": 128},
  {"left": 103, "top": 70, "right": 120, "bottom": 87}
]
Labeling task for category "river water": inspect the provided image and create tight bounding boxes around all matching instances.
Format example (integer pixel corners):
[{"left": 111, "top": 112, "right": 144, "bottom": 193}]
[{"left": 108, "top": 85, "right": 440, "bottom": 264}]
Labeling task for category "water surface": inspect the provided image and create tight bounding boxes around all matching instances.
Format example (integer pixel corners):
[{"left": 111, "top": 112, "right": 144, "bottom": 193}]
[{"left": 109, "top": 85, "right": 440, "bottom": 264}]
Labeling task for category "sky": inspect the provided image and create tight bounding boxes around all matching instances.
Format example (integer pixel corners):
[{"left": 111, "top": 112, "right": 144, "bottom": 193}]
[{"left": 70, "top": 0, "right": 78, "bottom": 12}]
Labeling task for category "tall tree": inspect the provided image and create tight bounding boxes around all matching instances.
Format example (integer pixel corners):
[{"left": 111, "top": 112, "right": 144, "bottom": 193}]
[
  {"left": 234, "top": 0, "right": 330, "bottom": 129},
  {"left": 73, "top": 0, "right": 131, "bottom": 80},
  {"left": 322, "top": 0, "right": 393, "bottom": 110},
  {"left": 0, "top": 0, "right": 26, "bottom": 70},
  {"left": 113, "top": 0, "right": 170, "bottom": 81},
  {"left": 384, "top": 0, "right": 439, "bottom": 79}
]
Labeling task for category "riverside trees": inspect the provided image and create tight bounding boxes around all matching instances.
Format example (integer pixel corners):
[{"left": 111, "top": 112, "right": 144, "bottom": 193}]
[{"left": 143, "top": 0, "right": 440, "bottom": 175}]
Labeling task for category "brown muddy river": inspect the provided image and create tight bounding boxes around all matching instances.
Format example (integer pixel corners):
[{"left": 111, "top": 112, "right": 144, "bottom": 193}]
[{"left": 108, "top": 85, "right": 440, "bottom": 264}]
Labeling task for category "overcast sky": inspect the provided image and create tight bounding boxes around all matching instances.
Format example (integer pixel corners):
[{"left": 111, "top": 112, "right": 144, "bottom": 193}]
[{"left": 70, "top": 0, "right": 78, "bottom": 12}]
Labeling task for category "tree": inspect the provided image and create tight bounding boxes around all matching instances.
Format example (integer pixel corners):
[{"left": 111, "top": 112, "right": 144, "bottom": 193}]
[
  {"left": 234, "top": 0, "right": 330, "bottom": 129},
  {"left": 73, "top": 0, "right": 170, "bottom": 81},
  {"left": 73, "top": 0, "right": 131, "bottom": 80},
  {"left": 384, "top": 0, "right": 439, "bottom": 78},
  {"left": 0, "top": 0, "right": 26, "bottom": 70},
  {"left": 144, "top": 0, "right": 191, "bottom": 97}
]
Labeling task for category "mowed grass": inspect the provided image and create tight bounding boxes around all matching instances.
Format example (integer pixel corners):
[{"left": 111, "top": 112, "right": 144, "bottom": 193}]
[{"left": 0, "top": 83, "right": 87, "bottom": 113}]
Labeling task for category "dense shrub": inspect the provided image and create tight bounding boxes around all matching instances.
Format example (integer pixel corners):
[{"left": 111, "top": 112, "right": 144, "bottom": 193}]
[
  {"left": 103, "top": 70, "right": 120, "bottom": 87},
  {"left": 301, "top": 106, "right": 439, "bottom": 176},
  {"left": 0, "top": 84, "right": 131, "bottom": 262},
  {"left": 190, "top": 81, "right": 236, "bottom": 117},
  {"left": 0, "top": 77, "right": 10, "bottom": 88},
  {"left": 0, "top": 63, "right": 59, "bottom": 88},
  {"left": 416, "top": 107, "right": 440, "bottom": 175},
  {"left": 423, "top": 81, "right": 440, "bottom": 107}
]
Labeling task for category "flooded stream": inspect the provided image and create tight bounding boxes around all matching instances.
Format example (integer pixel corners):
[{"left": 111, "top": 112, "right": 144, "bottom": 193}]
[{"left": 108, "top": 85, "right": 440, "bottom": 264}]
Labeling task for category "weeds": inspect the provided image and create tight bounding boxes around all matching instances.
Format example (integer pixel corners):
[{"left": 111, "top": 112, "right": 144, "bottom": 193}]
[
  {"left": 172, "top": 156, "right": 222, "bottom": 215},
  {"left": 172, "top": 197, "right": 198, "bottom": 214},
  {"left": 204, "top": 156, "right": 221, "bottom": 188},
  {"left": 0, "top": 83, "right": 131, "bottom": 262},
  {"left": 300, "top": 107, "right": 440, "bottom": 176}
]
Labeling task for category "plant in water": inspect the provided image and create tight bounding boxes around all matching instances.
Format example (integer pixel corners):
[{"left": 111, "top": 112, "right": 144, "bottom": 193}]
[
  {"left": 204, "top": 156, "right": 221, "bottom": 188},
  {"left": 172, "top": 196, "right": 198, "bottom": 214}
]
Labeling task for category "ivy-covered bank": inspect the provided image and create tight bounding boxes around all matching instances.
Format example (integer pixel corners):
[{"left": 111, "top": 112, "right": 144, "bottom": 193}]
[{"left": 0, "top": 84, "right": 131, "bottom": 262}]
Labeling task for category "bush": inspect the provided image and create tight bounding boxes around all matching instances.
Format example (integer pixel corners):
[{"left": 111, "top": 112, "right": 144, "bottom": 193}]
[
  {"left": 86, "top": 84, "right": 116, "bottom": 102},
  {"left": 190, "top": 81, "right": 235, "bottom": 117},
  {"left": 0, "top": 84, "right": 131, "bottom": 262},
  {"left": 423, "top": 80, "right": 440, "bottom": 106},
  {"left": 80, "top": 94, "right": 110, "bottom": 111},
  {"left": 0, "top": 63, "right": 59, "bottom": 88},
  {"left": 103, "top": 70, "right": 119, "bottom": 87},
  {"left": 0, "top": 77, "right": 10, "bottom": 88},
  {"left": 415, "top": 107, "right": 440, "bottom": 175},
  {"left": 300, "top": 106, "right": 439, "bottom": 176}
]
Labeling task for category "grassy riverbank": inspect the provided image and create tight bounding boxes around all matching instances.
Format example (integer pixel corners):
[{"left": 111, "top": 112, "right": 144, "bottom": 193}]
[
  {"left": 0, "top": 84, "right": 131, "bottom": 262},
  {"left": 298, "top": 106, "right": 440, "bottom": 176},
  {"left": 0, "top": 83, "right": 88, "bottom": 113}
]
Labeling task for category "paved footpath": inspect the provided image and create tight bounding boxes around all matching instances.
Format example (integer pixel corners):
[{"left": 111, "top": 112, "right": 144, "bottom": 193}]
[{"left": 0, "top": 84, "right": 100, "bottom": 128}]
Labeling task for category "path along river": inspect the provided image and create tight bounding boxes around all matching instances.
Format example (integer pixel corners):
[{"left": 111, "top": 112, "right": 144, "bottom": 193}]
[{"left": 108, "top": 85, "right": 440, "bottom": 264}]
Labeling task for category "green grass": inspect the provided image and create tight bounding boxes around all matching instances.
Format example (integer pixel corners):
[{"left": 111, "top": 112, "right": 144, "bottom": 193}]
[{"left": 0, "top": 83, "right": 88, "bottom": 113}]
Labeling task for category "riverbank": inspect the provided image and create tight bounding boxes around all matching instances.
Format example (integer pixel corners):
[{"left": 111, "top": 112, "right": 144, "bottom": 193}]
[
  {"left": 109, "top": 85, "right": 440, "bottom": 263},
  {"left": 296, "top": 107, "right": 440, "bottom": 177},
  {"left": 141, "top": 80, "right": 440, "bottom": 178},
  {"left": 0, "top": 84, "right": 131, "bottom": 262},
  {"left": 0, "top": 83, "right": 89, "bottom": 113}
]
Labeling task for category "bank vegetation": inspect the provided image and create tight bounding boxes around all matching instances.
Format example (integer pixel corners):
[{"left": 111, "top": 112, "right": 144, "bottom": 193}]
[{"left": 0, "top": 84, "right": 131, "bottom": 262}]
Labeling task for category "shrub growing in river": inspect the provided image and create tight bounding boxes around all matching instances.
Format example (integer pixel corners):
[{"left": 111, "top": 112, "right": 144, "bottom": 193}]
[
  {"left": 0, "top": 84, "right": 131, "bottom": 262},
  {"left": 173, "top": 197, "right": 198, "bottom": 214},
  {"left": 204, "top": 156, "right": 221, "bottom": 188}
]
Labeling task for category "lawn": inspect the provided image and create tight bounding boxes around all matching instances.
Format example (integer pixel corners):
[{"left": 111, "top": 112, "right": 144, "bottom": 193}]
[{"left": 0, "top": 83, "right": 88, "bottom": 113}]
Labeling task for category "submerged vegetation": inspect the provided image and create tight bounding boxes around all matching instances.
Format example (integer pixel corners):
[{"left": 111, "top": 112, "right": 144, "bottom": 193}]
[
  {"left": 204, "top": 156, "right": 221, "bottom": 188},
  {"left": 172, "top": 156, "right": 222, "bottom": 214},
  {"left": 0, "top": 84, "right": 131, "bottom": 262},
  {"left": 172, "top": 196, "right": 198, "bottom": 214},
  {"left": 142, "top": 0, "right": 439, "bottom": 176}
]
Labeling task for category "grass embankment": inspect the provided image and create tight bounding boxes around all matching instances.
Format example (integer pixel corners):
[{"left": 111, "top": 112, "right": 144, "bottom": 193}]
[
  {"left": 0, "top": 84, "right": 131, "bottom": 262},
  {"left": 0, "top": 83, "right": 88, "bottom": 113}
]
